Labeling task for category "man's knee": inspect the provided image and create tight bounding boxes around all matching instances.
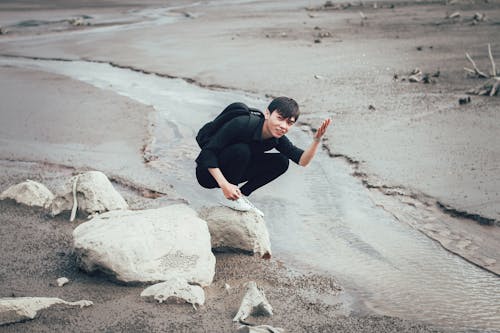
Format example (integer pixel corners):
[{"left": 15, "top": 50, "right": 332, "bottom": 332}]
[{"left": 275, "top": 153, "right": 289, "bottom": 174}]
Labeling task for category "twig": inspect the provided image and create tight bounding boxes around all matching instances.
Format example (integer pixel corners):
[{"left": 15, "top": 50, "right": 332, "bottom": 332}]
[
  {"left": 463, "top": 67, "right": 476, "bottom": 74},
  {"left": 488, "top": 43, "right": 496, "bottom": 77},
  {"left": 490, "top": 78, "right": 500, "bottom": 96},
  {"left": 70, "top": 175, "right": 79, "bottom": 222},
  {"left": 465, "top": 53, "right": 488, "bottom": 78}
]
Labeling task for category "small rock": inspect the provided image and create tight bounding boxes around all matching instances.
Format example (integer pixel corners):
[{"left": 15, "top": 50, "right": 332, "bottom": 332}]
[
  {"left": 237, "top": 325, "right": 285, "bottom": 333},
  {"left": 314, "top": 74, "right": 325, "bottom": 80},
  {"left": 56, "top": 277, "right": 69, "bottom": 287},
  {"left": 314, "top": 39, "right": 321, "bottom": 44},
  {"left": 458, "top": 96, "right": 471, "bottom": 105},
  {"left": 368, "top": 104, "right": 376, "bottom": 111},
  {"left": 473, "top": 12, "right": 486, "bottom": 22},
  {"left": 68, "top": 17, "right": 85, "bottom": 26},
  {"left": 140, "top": 278, "right": 205, "bottom": 308},
  {"left": 0, "top": 297, "right": 92, "bottom": 325},
  {"left": 233, "top": 281, "right": 273, "bottom": 322}
]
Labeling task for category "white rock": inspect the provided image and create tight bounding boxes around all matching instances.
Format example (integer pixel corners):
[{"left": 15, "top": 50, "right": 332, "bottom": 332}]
[
  {"left": 50, "top": 171, "right": 128, "bottom": 216},
  {"left": 198, "top": 206, "right": 272, "bottom": 258},
  {"left": 56, "top": 277, "right": 69, "bottom": 287},
  {"left": 237, "top": 325, "right": 285, "bottom": 333},
  {"left": 0, "top": 297, "right": 92, "bottom": 326},
  {"left": 73, "top": 204, "right": 215, "bottom": 286},
  {"left": 141, "top": 278, "right": 205, "bottom": 308},
  {"left": 0, "top": 180, "right": 54, "bottom": 209},
  {"left": 233, "top": 281, "right": 273, "bottom": 322}
]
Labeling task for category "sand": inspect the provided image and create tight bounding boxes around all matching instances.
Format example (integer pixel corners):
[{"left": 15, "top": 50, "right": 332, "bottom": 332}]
[{"left": 0, "top": 0, "right": 499, "bottom": 332}]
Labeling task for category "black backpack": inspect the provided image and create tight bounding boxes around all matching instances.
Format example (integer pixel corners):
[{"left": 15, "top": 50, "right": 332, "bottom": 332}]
[{"left": 196, "top": 102, "right": 264, "bottom": 148}]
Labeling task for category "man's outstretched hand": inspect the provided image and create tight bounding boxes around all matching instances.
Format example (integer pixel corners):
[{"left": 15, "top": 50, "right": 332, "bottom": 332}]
[{"left": 314, "top": 118, "right": 331, "bottom": 141}]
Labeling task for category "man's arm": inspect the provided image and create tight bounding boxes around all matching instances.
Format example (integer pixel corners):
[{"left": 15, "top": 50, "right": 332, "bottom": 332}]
[
  {"left": 208, "top": 168, "right": 242, "bottom": 200},
  {"left": 299, "top": 118, "right": 331, "bottom": 167}
]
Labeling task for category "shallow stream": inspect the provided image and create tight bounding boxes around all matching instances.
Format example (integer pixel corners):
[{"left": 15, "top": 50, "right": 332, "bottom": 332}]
[{"left": 1, "top": 56, "right": 499, "bottom": 332}]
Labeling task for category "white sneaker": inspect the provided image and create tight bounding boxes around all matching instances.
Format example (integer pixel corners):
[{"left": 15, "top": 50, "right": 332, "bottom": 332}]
[
  {"left": 241, "top": 196, "right": 265, "bottom": 217},
  {"left": 220, "top": 196, "right": 252, "bottom": 212}
]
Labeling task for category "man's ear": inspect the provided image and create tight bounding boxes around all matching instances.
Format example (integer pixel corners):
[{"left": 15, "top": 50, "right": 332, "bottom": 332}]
[{"left": 264, "top": 109, "right": 271, "bottom": 119}]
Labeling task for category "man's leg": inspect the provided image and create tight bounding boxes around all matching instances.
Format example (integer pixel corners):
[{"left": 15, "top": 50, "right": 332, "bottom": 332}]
[
  {"left": 240, "top": 153, "right": 289, "bottom": 196},
  {"left": 196, "top": 143, "right": 252, "bottom": 189}
]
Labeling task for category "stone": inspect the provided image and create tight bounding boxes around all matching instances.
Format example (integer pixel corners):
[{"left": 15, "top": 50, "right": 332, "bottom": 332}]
[
  {"left": 73, "top": 204, "right": 215, "bottom": 286},
  {"left": 140, "top": 278, "right": 205, "bottom": 308},
  {"left": 50, "top": 171, "right": 128, "bottom": 217},
  {"left": 233, "top": 281, "right": 273, "bottom": 322},
  {"left": 237, "top": 325, "right": 285, "bottom": 333},
  {"left": 198, "top": 206, "right": 272, "bottom": 258},
  {"left": 56, "top": 277, "right": 69, "bottom": 287},
  {"left": 0, "top": 297, "right": 92, "bottom": 326},
  {"left": 0, "top": 180, "right": 54, "bottom": 209}
]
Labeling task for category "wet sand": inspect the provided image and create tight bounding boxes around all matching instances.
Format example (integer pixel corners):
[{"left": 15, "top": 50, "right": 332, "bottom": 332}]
[{"left": 0, "top": 0, "right": 499, "bottom": 332}]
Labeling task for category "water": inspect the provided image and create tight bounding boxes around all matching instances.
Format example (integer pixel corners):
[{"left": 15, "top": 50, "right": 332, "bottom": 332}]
[{"left": 1, "top": 56, "right": 499, "bottom": 332}]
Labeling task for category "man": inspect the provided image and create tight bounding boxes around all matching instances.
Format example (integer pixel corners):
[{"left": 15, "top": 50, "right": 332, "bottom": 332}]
[{"left": 195, "top": 96, "right": 331, "bottom": 216}]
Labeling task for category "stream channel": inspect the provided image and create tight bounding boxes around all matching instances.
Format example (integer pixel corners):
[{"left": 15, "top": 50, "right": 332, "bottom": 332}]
[{"left": 1, "top": 56, "right": 499, "bottom": 333}]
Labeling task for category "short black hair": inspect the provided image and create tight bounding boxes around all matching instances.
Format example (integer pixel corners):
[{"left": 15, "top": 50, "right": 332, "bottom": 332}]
[{"left": 268, "top": 97, "right": 300, "bottom": 121}]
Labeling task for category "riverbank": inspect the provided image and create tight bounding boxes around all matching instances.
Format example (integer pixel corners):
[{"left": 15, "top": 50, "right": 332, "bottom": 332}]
[{"left": 0, "top": 0, "right": 499, "bottom": 332}]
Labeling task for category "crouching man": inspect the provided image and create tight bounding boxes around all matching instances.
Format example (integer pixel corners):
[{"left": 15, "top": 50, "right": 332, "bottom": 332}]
[{"left": 195, "top": 96, "right": 331, "bottom": 216}]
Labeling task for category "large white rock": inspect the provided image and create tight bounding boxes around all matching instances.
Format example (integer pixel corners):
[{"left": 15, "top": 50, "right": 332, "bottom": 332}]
[
  {"left": 50, "top": 171, "right": 128, "bottom": 216},
  {"left": 73, "top": 204, "right": 215, "bottom": 286},
  {"left": 198, "top": 206, "right": 272, "bottom": 259},
  {"left": 0, "top": 180, "right": 54, "bottom": 209},
  {"left": 0, "top": 297, "right": 92, "bottom": 326},
  {"left": 140, "top": 277, "right": 205, "bottom": 308}
]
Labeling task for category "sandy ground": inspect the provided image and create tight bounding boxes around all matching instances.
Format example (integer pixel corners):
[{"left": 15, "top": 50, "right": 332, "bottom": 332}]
[{"left": 0, "top": 0, "right": 499, "bottom": 332}]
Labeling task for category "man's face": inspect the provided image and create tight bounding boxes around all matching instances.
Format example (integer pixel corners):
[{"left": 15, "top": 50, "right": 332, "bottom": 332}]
[{"left": 265, "top": 110, "right": 296, "bottom": 138}]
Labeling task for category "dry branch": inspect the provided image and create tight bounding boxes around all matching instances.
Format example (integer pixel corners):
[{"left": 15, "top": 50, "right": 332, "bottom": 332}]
[
  {"left": 468, "top": 78, "right": 500, "bottom": 96},
  {"left": 488, "top": 43, "right": 496, "bottom": 77},
  {"left": 465, "top": 53, "right": 488, "bottom": 78},
  {"left": 465, "top": 44, "right": 499, "bottom": 96}
]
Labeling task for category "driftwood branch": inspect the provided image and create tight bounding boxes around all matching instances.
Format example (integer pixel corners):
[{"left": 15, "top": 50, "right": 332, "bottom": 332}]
[
  {"left": 488, "top": 43, "right": 496, "bottom": 77},
  {"left": 465, "top": 44, "right": 499, "bottom": 96},
  {"left": 70, "top": 175, "right": 79, "bottom": 222},
  {"left": 465, "top": 53, "right": 488, "bottom": 78},
  {"left": 463, "top": 67, "right": 475, "bottom": 74},
  {"left": 490, "top": 78, "right": 500, "bottom": 97}
]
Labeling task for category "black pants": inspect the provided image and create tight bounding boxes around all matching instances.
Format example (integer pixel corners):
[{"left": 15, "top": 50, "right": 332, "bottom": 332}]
[{"left": 196, "top": 143, "right": 289, "bottom": 196}]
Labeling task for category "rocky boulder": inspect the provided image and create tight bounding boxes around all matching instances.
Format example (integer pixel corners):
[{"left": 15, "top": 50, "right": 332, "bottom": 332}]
[
  {"left": 198, "top": 206, "right": 272, "bottom": 259},
  {"left": 50, "top": 171, "right": 128, "bottom": 217},
  {"left": 0, "top": 180, "right": 54, "bottom": 209},
  {"left": 73, "top": 204, "right": 215, "bottom": 286}
]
